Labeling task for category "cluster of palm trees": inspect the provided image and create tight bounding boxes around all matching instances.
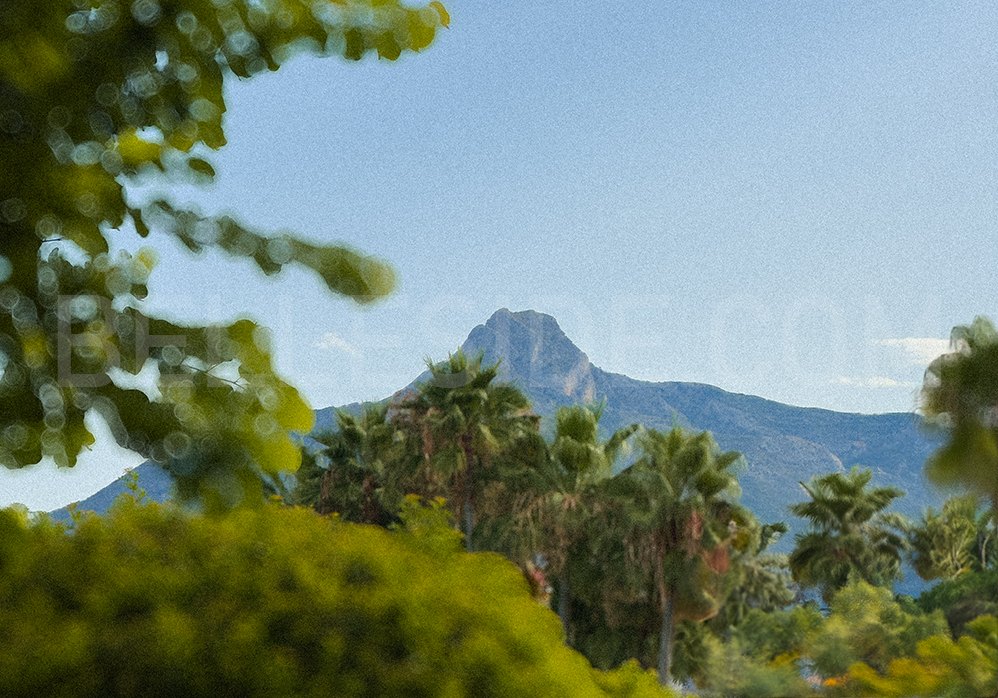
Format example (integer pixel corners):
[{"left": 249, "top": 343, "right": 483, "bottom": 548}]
[
  {"left": 294, "top": 337, "right": 998, "bottom": 688},
  {"left": 294, "top": 351, "right": 789, "bottom": 685}
]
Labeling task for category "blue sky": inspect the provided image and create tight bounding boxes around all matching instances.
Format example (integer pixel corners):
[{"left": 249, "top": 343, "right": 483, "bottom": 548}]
[{"left": 5, "top": 0, "right": 997, "bottom": 510}]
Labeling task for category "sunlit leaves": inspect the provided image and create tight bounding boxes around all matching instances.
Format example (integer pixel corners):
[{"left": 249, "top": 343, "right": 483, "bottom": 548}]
[
  {"left": 0, "top": 501, "right": 676, "bottom": 696},
  {"left": 116, "top": 129, "right": 163, "bottom": 169},
  {"left": 430, "top": 2, "right": 451, "bottom": 28},
  {"left": 846, "top": 615, "right": 998, "bottom": 697},
  {"left": 0, "top": 0, "right": 448, "bottom": 502},
  {"left": 807, "top": 581, "right": 947, "bottom": 678}
]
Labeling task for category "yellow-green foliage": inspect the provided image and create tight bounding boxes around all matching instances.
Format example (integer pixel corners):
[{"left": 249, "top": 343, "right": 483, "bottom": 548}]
[
  {"left": 845, "top": 616, "right": 998, "bottom": 697},
  {"left": 591, "top": 659, "right": 677, "bottom": 698},
  {"left": 0, "top": 500, "right": 672, "bottom": 697},
  {"left": 701, "top": 634, "right": 813, "bottom": 697},
  {"left": 1, "top": 0, "right": 449, "bottom": 504},
  {"left": 807, "top": 580, "right": 947, "bottom": 677}
]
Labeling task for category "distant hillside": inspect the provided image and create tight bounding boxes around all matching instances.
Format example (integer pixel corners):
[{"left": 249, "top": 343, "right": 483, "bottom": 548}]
[
  {"left": 318, "top": 308, "right": 943, "bottom": 533},
  {"left": 58, "top": 308, "right": 946, "bottom": 555},
  {"left": 480, "top": 310, "right": 941, "bottom": 526},
  {"left": 48, "top": 462, "right": 174, "bottom": 522}
]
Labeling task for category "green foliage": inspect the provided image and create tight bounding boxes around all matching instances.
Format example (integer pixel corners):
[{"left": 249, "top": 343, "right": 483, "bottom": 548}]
[
  {"left": 0, "top": 500, "right": 675, "bottom": 697},
  {"left": 294, "top": 404, "right": 415, "bottom": 525},
  {"left": 121, "top": 468, "right": 148, "bottom": 504},
  {"left": 918, "top": 567, "right": 998, "bottom": 636},
  {"left": 730, "top": 605, "right": 823, "bottom": 665},
  {"left": 909, "top": 495, "right": 994, "bottom": 581},
  {"left": 700, "top": 633, "right": 813, "bottom": 698},
  {"left": 846, "top": 615, "right": 998, "bottom": 697},
  {"left": 682, "top": 603, "right": 821, "bottom": 696},
  {"left": 391, "top": 494, "right": 463, "bottom": 556},
  {"left": 0, "top": 0, "right": 449, "bottom": 504},
  {"left": 807, "top": 581, "right": 947, "bottom": 678},
  {"left": 490, "top": 403, "right": 639, "bottom": 635},
  {"left": 789, "top": 467, "right": 909, "bottom": 601},
  {"left": 922, "top": 316, "right": 998, "bottom": 509},
  {"left": 394, "top": 349, "right": 537, "bottom": 550},
  {"left": 590, "top": 660, "right": 680, "bottom": 698},
  {"left": 607, "top": 427, "right": 748, "bottom": 684},
  {"left": 709, "top": 521, "right": 794, "bottom": 630}
]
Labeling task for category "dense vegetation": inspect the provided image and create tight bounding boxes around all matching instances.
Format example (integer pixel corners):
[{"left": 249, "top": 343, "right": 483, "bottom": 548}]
[
  {"left": 0, "top": 497, "right": 671, "bottom": 697},
  {"left": 291, "top": 341, "right": 998, "bottom": 695},
  {"left": 4, "top": 1, "right": 998, "bottom": 695}
]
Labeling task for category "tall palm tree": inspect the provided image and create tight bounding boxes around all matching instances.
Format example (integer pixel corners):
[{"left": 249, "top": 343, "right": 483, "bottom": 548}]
[
  {"left": 788, "top": 466, "right": 908, "bottom": 602},
  {"left": 396, "top": 349, "right": 537, "bottom": 551},
  {"left": 509, "top": 404, "right": 639, "bottom": 637},
  {"left": 609, "top": 427, "right": 746, "bottom": 686}
]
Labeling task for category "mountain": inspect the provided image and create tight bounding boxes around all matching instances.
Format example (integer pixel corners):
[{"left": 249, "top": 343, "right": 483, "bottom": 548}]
[
  {"left": 462, "top": 309, "right": 942, "bottom": 530},
  {"left": 55, "top": 308, "right": 946, "bottom": 545},
  {"left": 47, "top": 461, "right": 175, "bottom": 522}
]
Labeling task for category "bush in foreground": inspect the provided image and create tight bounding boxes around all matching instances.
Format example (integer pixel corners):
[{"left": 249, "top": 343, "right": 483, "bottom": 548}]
[{"left": 0, "top": 500, "right": 669, "bottom": 697}]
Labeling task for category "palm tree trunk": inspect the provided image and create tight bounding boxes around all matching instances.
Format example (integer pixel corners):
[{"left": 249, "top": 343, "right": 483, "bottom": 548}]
[
  {"left": 361, "top": 475, "right": 376, "bottom": 524},
  {"left": 657, "top": 591, "right": 675, "bottom": 687},
  {"left": 557, "top": 574, "right": 571, "bottom": 641},
  {"left": 463, "top": 500, "right": 474, "bottom": 552},
  {"left": 991, "top": 495, "right": 998, "bottom": 570},
  {"left": 654, "top": 550, "right": 675, "bottom": 687},
  {"left": 461, "top": 435, "right": 475, "bottom": 552}
]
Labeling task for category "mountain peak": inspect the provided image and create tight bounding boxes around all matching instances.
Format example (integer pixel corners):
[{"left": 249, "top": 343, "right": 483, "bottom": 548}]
[
  {"left": 484, "top": 307, "right": 566, "bottom": 335},
  {"left": 464, "top": 309, "right": 596, "bottom": 402}
]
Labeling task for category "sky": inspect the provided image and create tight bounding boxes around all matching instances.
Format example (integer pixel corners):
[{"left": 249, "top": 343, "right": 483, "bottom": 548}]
[{"left": 4, "top": 0, "right": 998, "bottom": 510}]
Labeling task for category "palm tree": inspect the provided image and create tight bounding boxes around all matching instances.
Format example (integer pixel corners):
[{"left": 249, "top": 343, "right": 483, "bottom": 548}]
[
  {"left": 294, "top": 404, "right": 412, "bottom": 524},
  {"left": 396, "top": 349, "right": 537, "bottom": 551},
  {"left": 710, "top": 521, "right": 794, "bottom": 630},
  {"left": 788, "top": 466, "right": 908, "bottom": 602},
  {"left": 609, "top": 427, "right": 746, "bottom": 686},
  {"left": 508, "top": 404, "right": 639, "bottom": 637},
  {"left": 910, "top": 495, "right": 994, "bottom": 580}
]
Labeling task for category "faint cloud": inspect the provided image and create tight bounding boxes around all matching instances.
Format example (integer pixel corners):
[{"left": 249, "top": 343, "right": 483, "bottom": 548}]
[
  {"left": 832, "top": 375, "right": 918, "bottom": 389},
  {"left": 876, "top": 337, "right": 950, "bottom": 366},
  {"left": 313, "top": 333, "right": 358, "bottom": 355}
]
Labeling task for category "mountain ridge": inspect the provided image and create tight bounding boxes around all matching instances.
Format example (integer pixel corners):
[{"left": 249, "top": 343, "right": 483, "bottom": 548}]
[
  {"left": 56, "top": 308, "right": 944, "bottom": 547},
  {"left": 456, "top": 309, "right": 939, "bottom": 532}
]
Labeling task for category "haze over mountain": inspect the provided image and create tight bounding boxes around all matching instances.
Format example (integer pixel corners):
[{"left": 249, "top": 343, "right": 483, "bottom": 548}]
[{"left": 58, "top": 309, "right": 946, "bottom": 547}]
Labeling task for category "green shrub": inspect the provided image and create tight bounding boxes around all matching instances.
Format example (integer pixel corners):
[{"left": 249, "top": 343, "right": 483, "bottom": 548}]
[
  {"left": 0, "top": 501, "right": 671, "bottom": 697},
  {"left": 918, "top": 568, "right": 998, "bottom": 636},
  {"left": 700, "top": 634, "right": 813, "bottom": 697},
  {"left": 807, "top": 581, "right": 947, "bottom": 677},
  {"left": 845, "top": 616, "right": 998, "bottom": 697}
]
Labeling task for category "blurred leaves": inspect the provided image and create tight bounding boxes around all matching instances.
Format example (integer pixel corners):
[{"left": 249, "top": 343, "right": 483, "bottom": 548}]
[
  {"left": 807, "top": 581, "right": 947, "bottom": 678},
  {"left": 922, "top": 316, "right": 998, "bottom": 509},
  {"left": 846, "top": 614, "right": 998, "bottom": 697},
  {"left": 0, "top": 500, "right": 676, "bottom": 696},
  {"left": 0, "top": 0, "right": 447, "bottom": 503}
]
